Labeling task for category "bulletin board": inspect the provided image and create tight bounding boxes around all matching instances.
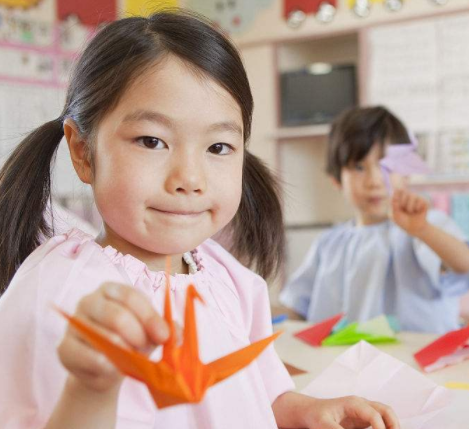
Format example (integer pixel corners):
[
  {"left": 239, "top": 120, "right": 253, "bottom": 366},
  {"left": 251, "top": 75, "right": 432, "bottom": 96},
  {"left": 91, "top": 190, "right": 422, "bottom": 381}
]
[
  {"left": 364, "top": 11, "right": 469, "bottom": 177},
  {"left": 0, "top": 0, "right": 113, "bottom": 199},
  {"left": 0, "top": 0, "right": 94, "bottom": 160}
]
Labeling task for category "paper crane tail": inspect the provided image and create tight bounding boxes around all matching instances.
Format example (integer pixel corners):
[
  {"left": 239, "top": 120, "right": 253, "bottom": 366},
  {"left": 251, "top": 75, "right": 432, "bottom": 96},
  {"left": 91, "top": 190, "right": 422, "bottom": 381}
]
[{"left": 206, "top": 330, "right": 282, "bottom": 384}]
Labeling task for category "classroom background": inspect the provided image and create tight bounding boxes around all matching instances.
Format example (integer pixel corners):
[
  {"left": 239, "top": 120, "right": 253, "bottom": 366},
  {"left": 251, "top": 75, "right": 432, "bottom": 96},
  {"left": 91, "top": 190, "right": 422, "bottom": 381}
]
[{"left": 1, "top": 0, "right": 469, "bottom": 310}]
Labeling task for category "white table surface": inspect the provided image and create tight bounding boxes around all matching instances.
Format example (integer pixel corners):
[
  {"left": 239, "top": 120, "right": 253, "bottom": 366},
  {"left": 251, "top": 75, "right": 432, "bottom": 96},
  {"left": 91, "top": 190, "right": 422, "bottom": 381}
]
[{"left": 273, "top": 320, "right": 469, "bottom": 427}]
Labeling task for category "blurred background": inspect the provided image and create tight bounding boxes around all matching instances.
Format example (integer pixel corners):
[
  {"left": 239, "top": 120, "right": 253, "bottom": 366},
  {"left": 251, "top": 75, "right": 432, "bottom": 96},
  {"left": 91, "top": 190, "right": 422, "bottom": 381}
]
[{"left": 1, "top": 0, "right": 469, "bottom": 311}]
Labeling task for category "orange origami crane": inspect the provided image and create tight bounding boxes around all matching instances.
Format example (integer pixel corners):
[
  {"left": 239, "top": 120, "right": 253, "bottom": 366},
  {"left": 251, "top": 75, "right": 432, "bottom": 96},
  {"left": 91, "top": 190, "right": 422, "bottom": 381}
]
[{"left": 58, "top": 272, "right": 280, "bottom": 409}]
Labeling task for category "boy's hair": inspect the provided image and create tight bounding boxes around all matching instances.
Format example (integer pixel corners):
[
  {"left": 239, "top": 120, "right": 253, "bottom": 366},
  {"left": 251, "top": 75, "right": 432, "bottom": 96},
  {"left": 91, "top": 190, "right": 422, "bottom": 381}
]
[
  {"left": 0, "top": 9, "right": 284, "bottom": 293},
  {"left": 326, "top": 106, "right": 411, "bottom": 182}
]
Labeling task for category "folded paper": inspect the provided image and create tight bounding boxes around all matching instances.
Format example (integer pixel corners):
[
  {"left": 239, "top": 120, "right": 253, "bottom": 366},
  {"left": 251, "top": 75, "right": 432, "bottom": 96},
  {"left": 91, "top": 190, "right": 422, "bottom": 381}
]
[
  {"left": 380, "top": 142, "right": 431, "bottom": 192},
  {"left": 302, "top": 341, "right": 451, "bottom": 429},
  {"left": 322, "top": 315, "right": 398, "bottom": 346},
  {"left": 414, "top": 326, "right": 469, "bottom": 372},
  {"left": 57, "top": 275, "right": 280, "bottom": 408},
  {"left": 294, "top": 313, "right": 344, "bottom": 346}
]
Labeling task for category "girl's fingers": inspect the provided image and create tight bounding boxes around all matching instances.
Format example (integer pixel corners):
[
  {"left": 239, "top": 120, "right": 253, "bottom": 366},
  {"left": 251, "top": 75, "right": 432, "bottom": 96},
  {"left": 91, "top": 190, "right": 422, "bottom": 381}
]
[
  {"left": 370, "top": 402, "right": 400, "bottom": 429},
  {"left": 58, "top": 330, "right": 118, "bottom": 378},
  {"left": 101, "top": 283, "right": 170, "bottom": 345},
  {"left": 81, "top": 293, "right": 153, "bottom": 350}
]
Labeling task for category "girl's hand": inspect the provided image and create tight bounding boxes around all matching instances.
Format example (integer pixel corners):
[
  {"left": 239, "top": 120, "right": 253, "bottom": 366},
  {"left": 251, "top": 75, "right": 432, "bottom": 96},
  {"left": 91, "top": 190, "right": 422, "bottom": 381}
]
[
  {"left": 303, "top": 396, "right": 399, "bottom": 429},
  {"left": 57, "top": 282, "right": 170, "bottom": 394},
  {"left": 391, "top": 188, "right": 429, "bottom": 237}
]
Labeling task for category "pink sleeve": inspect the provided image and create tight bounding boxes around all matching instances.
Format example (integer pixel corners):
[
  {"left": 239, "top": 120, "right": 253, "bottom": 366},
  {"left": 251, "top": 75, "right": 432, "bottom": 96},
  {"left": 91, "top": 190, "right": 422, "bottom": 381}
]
[{"left": 0, "top": 234, "right": 126, "bottom": 428}]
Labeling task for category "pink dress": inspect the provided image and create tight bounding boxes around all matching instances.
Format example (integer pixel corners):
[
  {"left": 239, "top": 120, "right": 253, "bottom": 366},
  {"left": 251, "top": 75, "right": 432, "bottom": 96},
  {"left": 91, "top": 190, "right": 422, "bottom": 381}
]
[{"left": 0, "top": 229, "right": 293, "bottom": 429}]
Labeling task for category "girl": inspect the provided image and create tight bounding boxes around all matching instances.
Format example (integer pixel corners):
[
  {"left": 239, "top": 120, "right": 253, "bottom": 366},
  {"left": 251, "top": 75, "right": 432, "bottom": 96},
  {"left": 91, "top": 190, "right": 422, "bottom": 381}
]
[
  {"left": 0, "top": 11, "right": 398, "bottom": 429},
  {"left": 280, "top": 106, "right": 469, "bottom": 334}
]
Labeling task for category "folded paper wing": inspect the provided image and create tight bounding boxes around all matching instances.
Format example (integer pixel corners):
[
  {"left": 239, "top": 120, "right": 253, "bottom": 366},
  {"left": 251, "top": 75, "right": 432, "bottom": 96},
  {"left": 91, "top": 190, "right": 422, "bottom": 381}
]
[
  {"left": 57, "top": 280, "right": 280, "bottom": 409},
  {"left": 380, "top": 143, "right": 431, "bottom": 192},
  {"left": 414, "top": 326, "right": 469, "bottom": 372}
]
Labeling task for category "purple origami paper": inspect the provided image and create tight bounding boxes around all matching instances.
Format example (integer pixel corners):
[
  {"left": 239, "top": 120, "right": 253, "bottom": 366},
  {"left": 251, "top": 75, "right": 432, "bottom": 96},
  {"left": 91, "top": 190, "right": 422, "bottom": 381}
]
[{"left": 380, "top": 136, "right": 432, "bottom": 192}]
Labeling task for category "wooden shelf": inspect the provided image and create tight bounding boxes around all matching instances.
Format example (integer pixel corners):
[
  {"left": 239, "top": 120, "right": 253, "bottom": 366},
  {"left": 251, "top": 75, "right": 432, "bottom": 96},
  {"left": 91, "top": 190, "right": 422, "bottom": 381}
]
[{"left": 274, "top": 124, "right": 331, "bottom": 140}]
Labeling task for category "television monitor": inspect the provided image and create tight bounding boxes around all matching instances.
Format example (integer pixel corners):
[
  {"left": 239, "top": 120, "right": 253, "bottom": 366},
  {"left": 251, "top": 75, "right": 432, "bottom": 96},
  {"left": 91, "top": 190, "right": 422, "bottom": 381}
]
[{"left": 280, "top": 64, "right": 357, "bottom": 127}]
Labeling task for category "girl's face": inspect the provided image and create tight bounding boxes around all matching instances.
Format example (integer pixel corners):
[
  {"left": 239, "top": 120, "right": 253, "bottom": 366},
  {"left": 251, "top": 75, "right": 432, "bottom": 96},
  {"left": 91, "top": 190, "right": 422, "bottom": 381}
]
[
  {"left": 71, "top": 55, "right": 244, "bottom": 269},
  {"left": 339, "top": 144, "right": 389, "bottom": 226}
]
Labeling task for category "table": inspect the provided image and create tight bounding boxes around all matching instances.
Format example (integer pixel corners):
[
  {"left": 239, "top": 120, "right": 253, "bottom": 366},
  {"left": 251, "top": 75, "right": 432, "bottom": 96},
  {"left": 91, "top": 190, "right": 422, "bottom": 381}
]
[
  {"left": 273, "top": 321, "right": 469, "bottom": 427},
  {"left": 274, "top": 320, "right": 469, "bottom": 390}
]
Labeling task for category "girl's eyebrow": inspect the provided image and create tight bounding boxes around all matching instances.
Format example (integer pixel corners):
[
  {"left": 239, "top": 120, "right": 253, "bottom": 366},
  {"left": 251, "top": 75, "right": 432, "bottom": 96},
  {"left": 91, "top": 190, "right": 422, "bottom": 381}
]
[
  {"left": 122, "top": 109, "right": 242, "bottom": 136},
  {"left": 207, "top": 121, "right": 243, "bottom": 137},
  {"left": 122, "top": 109, "right": 173, "bottom": 128}
]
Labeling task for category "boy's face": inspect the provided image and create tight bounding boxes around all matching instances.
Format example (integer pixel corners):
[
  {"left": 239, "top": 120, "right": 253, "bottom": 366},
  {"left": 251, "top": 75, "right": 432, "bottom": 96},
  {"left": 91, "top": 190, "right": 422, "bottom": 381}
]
[{"left": 339, "top": 144, "right": 389, "bottom": 225}]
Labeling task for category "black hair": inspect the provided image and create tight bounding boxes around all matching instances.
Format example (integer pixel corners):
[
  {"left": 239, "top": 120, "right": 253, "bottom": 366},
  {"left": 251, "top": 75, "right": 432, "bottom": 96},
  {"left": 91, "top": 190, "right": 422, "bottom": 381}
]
[
  {"left": 326, "top": 105, "right": 411, "bottom": 182},
  {"left": 0, "top": 9, "right": 284, "bottom": 294}
]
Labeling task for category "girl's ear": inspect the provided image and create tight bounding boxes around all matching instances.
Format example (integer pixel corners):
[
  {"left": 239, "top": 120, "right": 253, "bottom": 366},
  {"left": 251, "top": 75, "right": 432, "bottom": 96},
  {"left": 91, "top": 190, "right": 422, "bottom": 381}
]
[
  {"left": 63, "top": 118, "right": 92, "bottom": 185},
  {"left": 330, "top": 176, "right": 342, "bottom": 190}
]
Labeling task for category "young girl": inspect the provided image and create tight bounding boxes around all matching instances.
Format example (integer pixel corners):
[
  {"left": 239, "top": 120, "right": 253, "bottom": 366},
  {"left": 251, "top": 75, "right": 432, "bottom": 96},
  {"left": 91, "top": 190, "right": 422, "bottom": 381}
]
[
  {"left": 0, "top": 10, "right": 398, "bottom": 429},
  {"left": 280, "top": 106, "right": 469, "bottom": 334}
]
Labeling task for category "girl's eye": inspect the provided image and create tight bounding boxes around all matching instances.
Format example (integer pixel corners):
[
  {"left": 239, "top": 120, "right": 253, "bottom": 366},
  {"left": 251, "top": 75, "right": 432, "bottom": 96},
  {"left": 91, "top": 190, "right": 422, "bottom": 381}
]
[
  {"left": 354, "top": 164, "right": 364, "bottom": 172},
  {"left": 208, "top": 143, "right": 233, "bottom": 155},
  {"left": 136, "top": 136, "right": 167, "bottom": 150}
]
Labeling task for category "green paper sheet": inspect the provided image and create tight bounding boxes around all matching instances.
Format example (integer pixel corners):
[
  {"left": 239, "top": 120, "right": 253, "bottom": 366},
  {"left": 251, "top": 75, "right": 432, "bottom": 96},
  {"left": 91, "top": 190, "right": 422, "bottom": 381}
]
[{"left": 322, "top": 315, "right": 398, "bottom": 346}]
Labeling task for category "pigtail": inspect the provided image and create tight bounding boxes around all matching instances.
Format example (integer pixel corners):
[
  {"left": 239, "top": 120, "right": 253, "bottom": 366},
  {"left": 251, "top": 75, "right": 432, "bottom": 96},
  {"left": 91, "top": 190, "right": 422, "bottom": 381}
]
[
  {"left": 0, "top": 119, "right": 64, "bottom": 294},
  {"left": 229, "top": 151, "right": 284, "bottom": 280}
]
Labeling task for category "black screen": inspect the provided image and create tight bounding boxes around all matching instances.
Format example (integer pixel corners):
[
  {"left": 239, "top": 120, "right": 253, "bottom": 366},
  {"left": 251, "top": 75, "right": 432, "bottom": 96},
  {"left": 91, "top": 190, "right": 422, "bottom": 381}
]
[{"left": 280, "top": 65, "right": 357, "bottom": 126}]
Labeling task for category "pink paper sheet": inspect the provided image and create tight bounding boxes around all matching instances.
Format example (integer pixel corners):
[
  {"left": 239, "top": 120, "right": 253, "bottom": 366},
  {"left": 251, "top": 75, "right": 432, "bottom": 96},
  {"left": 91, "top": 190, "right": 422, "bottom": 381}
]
[{"left": 302, "top": 341, "right": 452, "bottom": 429}]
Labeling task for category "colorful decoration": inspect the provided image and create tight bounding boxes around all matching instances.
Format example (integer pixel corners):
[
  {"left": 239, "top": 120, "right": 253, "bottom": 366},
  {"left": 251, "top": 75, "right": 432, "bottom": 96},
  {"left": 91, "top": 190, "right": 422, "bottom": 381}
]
[
  {"left": 187, "top": 0, "right": 274, "bottom": 34},
  {"left": 384, "top": 0, "right": 403, "bottom": 11},
  {"left": 57, "top": 0, "right": 116, "bottom": 26},
  {"left": 0, "top": 0, "right": 41, "bottom": 9},
  {"left": 124, "top": 0, "right": 179, "bottom": 17},
  {"left": 284, "top": 0, "right": 337, "bottom": 26},
  {"left": 56, "top": 276, "right": 280, "bottom": 408},
  {"left": 347, "top": 0, "right": 405, "bottom": 17}
]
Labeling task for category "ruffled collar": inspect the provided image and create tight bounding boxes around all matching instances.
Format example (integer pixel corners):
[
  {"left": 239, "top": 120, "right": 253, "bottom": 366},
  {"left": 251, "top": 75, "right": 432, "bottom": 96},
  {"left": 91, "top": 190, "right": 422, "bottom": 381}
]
[{"left": 66, "top": 228, "right": 206, "bottom": 287}]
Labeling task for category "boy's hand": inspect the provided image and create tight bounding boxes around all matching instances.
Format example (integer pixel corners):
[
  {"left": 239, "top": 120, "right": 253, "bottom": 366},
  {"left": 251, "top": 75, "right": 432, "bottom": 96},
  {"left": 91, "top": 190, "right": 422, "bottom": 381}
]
[
  {"left": 58, "top": 282, "right": 170, "bottom": 394},
  {"left": 303, "top": 396, "right": 399, "bottom": 429},
  {"left": 391, "top": 188, "right": 429, "bottom": 237}
]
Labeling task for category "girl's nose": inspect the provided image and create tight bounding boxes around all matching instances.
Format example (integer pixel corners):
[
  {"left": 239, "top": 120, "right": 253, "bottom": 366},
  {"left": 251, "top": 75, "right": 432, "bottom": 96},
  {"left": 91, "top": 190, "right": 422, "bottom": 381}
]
[{"left": 165, "top": 153, "right": 206, "bottom": 195}]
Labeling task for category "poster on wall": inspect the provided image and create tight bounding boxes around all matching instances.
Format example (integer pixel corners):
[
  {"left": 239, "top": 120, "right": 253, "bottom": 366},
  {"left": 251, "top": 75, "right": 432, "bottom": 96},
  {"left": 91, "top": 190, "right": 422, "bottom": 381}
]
[
  {"left": 56, "top": 0, "right": 116, "bottom": 27},
  {"left": 124, "top": 0, "right": 179, "bottom": 16},
  {"left": 186, "top": 0, "right": 274, "bottom": 34},
  {"left": 0, "top": 0, "right": 54, "bottom": 45}
]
